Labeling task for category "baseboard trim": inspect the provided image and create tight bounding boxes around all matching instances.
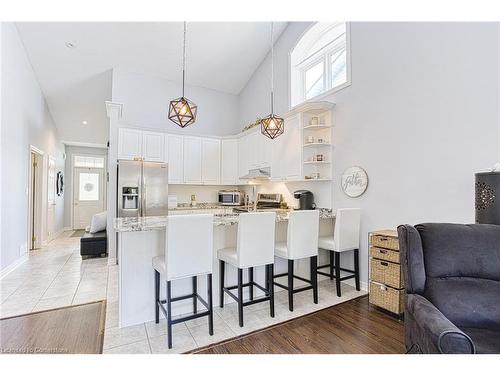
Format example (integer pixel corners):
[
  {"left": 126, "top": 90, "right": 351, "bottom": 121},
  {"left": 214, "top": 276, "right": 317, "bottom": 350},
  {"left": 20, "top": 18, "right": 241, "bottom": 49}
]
[
  {"left": 0, "top": 253, "right": 28, "bottom": 280},
  {"left": 63, "top": 226, "right": 72, "bottom": 232},
  {"left": 343, "top": 279, "right": 368, "bottom": 292},
  {"left": 107, "top": 257, "right": 117, "bottom": 266}
]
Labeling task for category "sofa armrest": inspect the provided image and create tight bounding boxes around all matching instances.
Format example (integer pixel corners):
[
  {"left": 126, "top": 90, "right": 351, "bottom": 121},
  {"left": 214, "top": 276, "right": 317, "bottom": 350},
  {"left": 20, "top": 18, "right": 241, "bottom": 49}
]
[{"left": 407, "top": 294, "right": 475, "bottom": 354}]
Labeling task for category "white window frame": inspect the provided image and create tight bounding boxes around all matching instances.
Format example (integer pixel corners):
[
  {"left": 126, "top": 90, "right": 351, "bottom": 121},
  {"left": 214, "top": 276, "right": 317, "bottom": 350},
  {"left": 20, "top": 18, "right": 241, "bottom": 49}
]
[{"left": 290, "top": 22, "right": 352, "bottom": 108}]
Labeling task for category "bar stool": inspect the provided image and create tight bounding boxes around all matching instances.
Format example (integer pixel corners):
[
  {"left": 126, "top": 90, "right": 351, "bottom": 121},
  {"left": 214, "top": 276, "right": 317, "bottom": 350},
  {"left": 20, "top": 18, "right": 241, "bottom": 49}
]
[
  {"left": 217, "top": 212, "right": 276, "bottom": 327},
  {"left": 152, "top": 214, "right": 214, "bottom": 349},
  {"left": 273, "top": 210, "right": 320, "bottom": 311},
  {"left": 317, "top": 208, "right": 361, "bottom": 297}
]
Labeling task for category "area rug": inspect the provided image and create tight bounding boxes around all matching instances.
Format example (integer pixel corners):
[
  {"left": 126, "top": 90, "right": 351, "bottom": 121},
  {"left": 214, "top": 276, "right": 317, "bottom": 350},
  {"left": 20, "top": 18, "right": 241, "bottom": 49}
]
[
  {"left": 0, "top": 301, "right": 106, "bottom": 354},
  {"left": 70, "top": 229, "right": 86, "bottom": 237}
]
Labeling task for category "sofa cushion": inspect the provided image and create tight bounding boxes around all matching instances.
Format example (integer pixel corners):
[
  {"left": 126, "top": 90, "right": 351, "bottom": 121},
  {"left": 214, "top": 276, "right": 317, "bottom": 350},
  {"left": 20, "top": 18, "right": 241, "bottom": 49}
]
[
  {"left": 424, "top": 277, "right": 500, "bottom": 330},
  {"left": 90, "top": 211, "right": 107, "bottom": 234},
  {"left": 461, "top": 327, "right": 500, "bottom": 354},
  {"left": 416, "top": 223, "right": 500, "bottom": 280}
]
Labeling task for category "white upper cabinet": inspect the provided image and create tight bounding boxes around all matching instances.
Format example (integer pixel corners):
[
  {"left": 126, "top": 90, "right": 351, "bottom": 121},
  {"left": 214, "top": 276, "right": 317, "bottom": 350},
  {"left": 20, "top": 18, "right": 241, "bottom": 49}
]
[
  {"left": 201, "top": 138, "right": 221, "bottom": 184},
  {"left": 166, "top": 134, "right": 184, "bottom": 184},
  {"left": 283, "top": 115, "right": 302, "bottom": 180},
  {"left": 221, "top": 139, "right": 238, "bottom": 185},
  {"left": 142, "top": 131, "right": 164, "bottom": 161},
  {"left": 118, "top": 128, "right": 142, "bottom": 160},
  {"left": 183, "top": 136, "right": 202, "bottom": 184},
  {"left": 238, "top": 135, "right": 249, "bottom": 180}
]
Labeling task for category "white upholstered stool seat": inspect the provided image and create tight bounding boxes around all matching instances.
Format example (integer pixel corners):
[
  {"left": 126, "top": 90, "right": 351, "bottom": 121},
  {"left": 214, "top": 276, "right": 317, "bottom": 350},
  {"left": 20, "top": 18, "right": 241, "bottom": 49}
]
[
  {"left": 152, "top": 256, "right": 166, "bottom": 275},
  {"left": 273, "top": 210, "right": 320, "bottom": 311},
  {"left": 274, "top": 242, "right": 288, "bottom": 259},
  {"left": 217, "top": 212, "right": 276, "bottom": 327},
  {"left": 317, "top": 208, "right": 361, "bottom": 297},
  {"left": 153, "top": 214, "right": 214, "bottom": 349},
  {"left": 216, "top": 247, "right": 237, "bottom": 267},
  {"left": 318, "top": 236, "right": 335, "bottom": 251}
]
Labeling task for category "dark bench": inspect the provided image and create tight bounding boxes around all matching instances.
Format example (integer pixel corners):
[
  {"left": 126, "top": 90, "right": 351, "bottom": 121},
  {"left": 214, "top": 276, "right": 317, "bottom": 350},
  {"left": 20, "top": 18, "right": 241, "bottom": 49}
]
[{"left": 80, "top": 230, "right": 107, "bottom": 257}]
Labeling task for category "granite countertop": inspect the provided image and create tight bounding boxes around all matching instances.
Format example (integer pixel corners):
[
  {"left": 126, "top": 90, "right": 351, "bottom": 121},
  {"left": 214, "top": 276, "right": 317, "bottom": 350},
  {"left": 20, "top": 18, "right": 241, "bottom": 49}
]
[{"left": 114, "top": 208, "right": 335, "bottom": 232}]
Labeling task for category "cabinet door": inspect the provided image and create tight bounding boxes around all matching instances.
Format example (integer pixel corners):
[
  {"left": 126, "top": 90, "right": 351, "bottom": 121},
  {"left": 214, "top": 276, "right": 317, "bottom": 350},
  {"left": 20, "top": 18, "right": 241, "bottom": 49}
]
[
  {"left": 271, "top": 134, "right": 285, "bottom": 181},
  {"left": 246, "top": 132, "right": 259, "bottom": 169},
  {"left": 142, "top": 131, "right": 165, "bottom": 162},
  {"left": 166, "top": 134, "right": 184, "bottom": 184},
  {"left": 202, "top": 138, "right": 221, "bottom": 185},
  {"left": 283, "top": 115, "right": 302, "bottom": 180},
  {"left": 238, "top": 135, "right": 249, "bottom": 181},
  {"left": 183, "top": 136, "right": 202, "bottom": 184},
  {"left": 118, "top": 128, "right": 142, "bottom": 160},
  {"left": 221, "top": 139, "right": 238, "bottom": 185}
]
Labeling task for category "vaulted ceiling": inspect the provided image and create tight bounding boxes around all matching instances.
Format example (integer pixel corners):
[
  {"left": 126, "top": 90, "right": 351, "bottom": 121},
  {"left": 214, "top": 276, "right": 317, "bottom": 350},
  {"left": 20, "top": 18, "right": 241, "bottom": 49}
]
[{"left": 15, "top": 22, "right": 288, "bottom": 145}]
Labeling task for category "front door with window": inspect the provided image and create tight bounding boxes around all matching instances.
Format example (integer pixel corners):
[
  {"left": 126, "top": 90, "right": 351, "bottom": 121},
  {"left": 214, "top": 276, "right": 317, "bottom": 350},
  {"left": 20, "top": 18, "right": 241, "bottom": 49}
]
[{"left": 73, "top": 167, "right": 104, "bottom": 229}]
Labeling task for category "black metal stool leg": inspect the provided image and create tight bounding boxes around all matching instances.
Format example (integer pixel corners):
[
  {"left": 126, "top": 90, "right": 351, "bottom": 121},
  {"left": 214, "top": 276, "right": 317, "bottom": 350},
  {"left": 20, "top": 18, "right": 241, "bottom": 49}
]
[
  {"left": 288, "top": 259, "right": 294, "bottom": 311},
  {"left": 354, "top": 249, "right": 360, "bottom": 291},
  {"left": 329, "top": 251, "right": 334, "bottom": 280},
  {"left": 269, "top": 264, "right": 275, "bottom": 317},
  {"left": 154, "top": 270, "right": 160, "bottom": 323},
  {"left": 237, "top": 268, "right": 244, "bottom": 327},
  {"left": 219, "top": 260, "right": 225, "bottom": 308},
  {"left": 248, "top": 267, "right": 254, "bottom": 301},
  {"left": 166, "top": 280, "right": 173, "bottom": 349},
  {"left": 311, "top": 255, "right": 318, "bottom": 304},
  {"left": 192, "top": 276, "right": 198, "bottom": 313},
  {"left": 207, "top": 273, "right": 214, "bottom": 336},
  {"left": 265, "top": 265, "right": 270, "bottom": 296},
  {"left": 334, "top": 252, "right": 341, "bottom": 297}
]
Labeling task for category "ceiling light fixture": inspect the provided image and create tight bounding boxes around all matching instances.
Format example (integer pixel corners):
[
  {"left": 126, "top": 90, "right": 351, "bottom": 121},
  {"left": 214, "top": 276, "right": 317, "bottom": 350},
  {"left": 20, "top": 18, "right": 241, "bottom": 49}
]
[
  {"left": 260, "top": 22, "right": 284, "bottom": 140},
  {"left": 65, "top": 42, "right": 76, "bottom": 49},
  {"left": 168, "top": 22, "right": 197, "bottom": 128},
  {"left": 82, "top": 120, "right": 88, "bottom": 125}
]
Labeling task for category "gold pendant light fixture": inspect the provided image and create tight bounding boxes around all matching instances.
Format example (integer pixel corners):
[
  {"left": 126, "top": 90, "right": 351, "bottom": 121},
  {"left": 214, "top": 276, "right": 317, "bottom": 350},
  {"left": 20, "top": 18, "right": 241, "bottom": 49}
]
[
  {"left": 260, "top": 22, "right": 284, "bottom": 140},
  {"left": 169, "top": 22, "right": 198, "bottom": 128}
]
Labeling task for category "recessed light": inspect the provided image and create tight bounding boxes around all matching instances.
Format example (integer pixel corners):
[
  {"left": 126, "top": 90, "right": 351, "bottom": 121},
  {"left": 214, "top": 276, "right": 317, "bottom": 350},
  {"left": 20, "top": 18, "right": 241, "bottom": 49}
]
[
  {"left": 65, "top": 42, "right": 76, "bottom": 49},
  {"left": 82, "top": 120, "right": 88, "bottom": 125}
]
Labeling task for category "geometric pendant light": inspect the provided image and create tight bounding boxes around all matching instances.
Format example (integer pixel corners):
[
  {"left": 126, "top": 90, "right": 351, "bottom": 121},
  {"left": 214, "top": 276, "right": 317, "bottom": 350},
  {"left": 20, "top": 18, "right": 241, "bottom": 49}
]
[
  {"left": 260, "top": 22, "right": 284, "bottom": 140},
  {"left": 169, "top": 22, "right": 198, "bottom": 128}
]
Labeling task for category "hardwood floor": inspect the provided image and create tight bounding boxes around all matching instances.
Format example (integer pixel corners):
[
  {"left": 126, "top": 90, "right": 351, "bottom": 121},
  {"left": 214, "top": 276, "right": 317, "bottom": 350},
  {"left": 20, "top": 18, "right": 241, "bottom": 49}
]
[
  {"left": 0, "top": 301, "right": 106, "bottom": 354},
  {"left": 194, "top": 296, "right": 404, "bottom": 354}
]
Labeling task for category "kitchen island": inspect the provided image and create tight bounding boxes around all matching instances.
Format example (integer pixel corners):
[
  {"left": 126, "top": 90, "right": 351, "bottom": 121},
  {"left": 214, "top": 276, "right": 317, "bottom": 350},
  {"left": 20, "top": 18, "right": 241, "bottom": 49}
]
[{"left": 114, "top": 208, "right": 335, "bottom": 328}]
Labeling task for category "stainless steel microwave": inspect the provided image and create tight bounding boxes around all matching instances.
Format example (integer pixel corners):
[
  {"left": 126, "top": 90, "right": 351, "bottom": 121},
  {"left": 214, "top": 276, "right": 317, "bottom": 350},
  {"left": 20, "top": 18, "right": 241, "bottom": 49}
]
[{"left": 218, "top": 191, "right": 243, "bottom": 206}]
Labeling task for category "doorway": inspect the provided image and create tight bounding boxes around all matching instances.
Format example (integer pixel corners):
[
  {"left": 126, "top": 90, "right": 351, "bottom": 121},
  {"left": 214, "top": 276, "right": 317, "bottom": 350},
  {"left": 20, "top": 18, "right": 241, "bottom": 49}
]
[
  {"left": 28, "top": 148, "right": 43, "bottom": 250},
  {"left": 47, "top": 156, "right": 56, "bottom": 242},
  {"left": 72, "top": 155, "right": 106, "bottom": 230}
]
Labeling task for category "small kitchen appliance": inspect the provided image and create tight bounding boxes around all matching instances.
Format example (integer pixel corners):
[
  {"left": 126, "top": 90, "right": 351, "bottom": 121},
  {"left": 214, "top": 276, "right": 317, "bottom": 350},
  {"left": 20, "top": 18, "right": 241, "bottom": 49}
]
[
  {"left": 218, "top": 190, "right": 244, "bottom": 206},
  {"left": 293, "top": 190, "right": 316, "bottom": 210}
]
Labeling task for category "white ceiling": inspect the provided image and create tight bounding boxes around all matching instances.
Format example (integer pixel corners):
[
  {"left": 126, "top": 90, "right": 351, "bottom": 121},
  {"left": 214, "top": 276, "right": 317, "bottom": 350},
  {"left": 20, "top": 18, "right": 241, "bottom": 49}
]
[{"left": 15, "top": 22, "right": 288, "bottom": 145}]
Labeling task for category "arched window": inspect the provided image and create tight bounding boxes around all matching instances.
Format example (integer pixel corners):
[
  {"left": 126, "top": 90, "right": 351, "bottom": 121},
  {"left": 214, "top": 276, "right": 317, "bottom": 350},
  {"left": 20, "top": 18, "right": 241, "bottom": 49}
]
[{"left": 290, "top": 22, "right": 350, "bottom": 107}]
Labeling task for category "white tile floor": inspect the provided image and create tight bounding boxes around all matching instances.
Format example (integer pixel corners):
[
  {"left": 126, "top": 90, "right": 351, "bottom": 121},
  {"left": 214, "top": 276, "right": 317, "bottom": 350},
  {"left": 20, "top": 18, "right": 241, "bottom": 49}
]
[{"left": 0, "top": 231, "right": 367, "bottom": 354}]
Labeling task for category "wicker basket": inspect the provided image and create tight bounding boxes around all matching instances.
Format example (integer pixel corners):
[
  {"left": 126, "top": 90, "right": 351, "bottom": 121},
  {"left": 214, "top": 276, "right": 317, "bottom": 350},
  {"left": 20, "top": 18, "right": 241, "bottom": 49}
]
[
  {"left": 369, "top": 281, "right": 404, "bottom": 314},
  {"left": 369, "top": 246, "right": 400, "bottom": 263},
  {"left": 371, "top": 258, "right": 404, "bottom": 288},
  {"left": 371, "top": 234, "right": 399, "bottom": 251}
]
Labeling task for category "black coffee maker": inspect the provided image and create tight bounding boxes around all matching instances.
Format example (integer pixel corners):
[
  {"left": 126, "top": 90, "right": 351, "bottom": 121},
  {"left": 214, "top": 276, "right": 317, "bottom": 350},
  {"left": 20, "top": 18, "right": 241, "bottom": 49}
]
[{"left": 293, "top": 190, "right": 316, "bottom": 210}]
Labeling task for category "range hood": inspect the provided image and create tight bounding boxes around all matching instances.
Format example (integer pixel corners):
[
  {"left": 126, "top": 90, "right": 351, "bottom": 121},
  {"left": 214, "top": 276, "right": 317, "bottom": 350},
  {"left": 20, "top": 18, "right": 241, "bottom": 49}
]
[{"left": 240, "top": 167, "right": 271, "bottom": 180}]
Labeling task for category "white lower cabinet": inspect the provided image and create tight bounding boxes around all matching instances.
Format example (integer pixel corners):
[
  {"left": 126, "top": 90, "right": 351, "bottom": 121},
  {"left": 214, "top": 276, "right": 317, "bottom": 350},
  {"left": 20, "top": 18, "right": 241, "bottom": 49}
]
[
  {"left": 166, "top": 134, "right": 184, "bottom": 183},
  {"left": 221, "top": 139, "right": 238, "bottom": 184},
  {"left": 202, "top": 138, "right": 221, "bottom": 184},
  {"left": 183, "top": 136, "right": 203, "bottom": 184}
]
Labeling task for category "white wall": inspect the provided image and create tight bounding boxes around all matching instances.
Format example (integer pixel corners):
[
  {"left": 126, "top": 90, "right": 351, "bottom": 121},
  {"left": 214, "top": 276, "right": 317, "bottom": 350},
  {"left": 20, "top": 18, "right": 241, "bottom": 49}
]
[
  {"left": 63, "top": 145, "right": 108, "bottom": 229},
  {"left": 112, "top": 69, "right": 240, "bottom": 136},
  {"left": 238, "top": 22, "right": 500, "bottom": 286},
  {"left": 1, "top": 23, "right": 65, "bottom": 272}
]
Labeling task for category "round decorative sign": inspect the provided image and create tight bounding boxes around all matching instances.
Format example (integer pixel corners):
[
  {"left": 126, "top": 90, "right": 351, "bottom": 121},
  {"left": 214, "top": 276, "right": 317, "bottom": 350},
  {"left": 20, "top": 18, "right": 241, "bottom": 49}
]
[{"left": 341, "top": 166, "right": 368, "bottom": 198}]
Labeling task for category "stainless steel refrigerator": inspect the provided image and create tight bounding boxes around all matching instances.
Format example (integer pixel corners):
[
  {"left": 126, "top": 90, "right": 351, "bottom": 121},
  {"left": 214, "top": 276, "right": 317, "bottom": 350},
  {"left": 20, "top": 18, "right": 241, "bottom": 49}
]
[{"left": 117, "top": 160, "right": 168, "bottom": 217}]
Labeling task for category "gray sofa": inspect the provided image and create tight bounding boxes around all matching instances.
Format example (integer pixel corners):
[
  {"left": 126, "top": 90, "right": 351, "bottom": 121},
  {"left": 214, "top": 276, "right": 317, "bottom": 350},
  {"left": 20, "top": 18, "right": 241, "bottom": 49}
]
[{"left": 397, "top": 223, "right": 500, "bottom": 354}]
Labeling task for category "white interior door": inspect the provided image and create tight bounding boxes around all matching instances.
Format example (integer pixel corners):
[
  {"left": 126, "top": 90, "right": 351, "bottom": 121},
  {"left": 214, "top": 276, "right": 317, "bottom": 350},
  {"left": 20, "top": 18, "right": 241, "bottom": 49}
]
[
  {"left": 47, "top": 156, "right": 56, "bottom": 241},
  {"left": 73, "top": 167, "right": 105, "bottom": 229}
]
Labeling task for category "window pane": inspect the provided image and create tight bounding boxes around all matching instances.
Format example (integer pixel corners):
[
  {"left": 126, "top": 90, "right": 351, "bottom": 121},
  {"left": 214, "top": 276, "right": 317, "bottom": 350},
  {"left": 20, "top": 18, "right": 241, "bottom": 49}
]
[
  {"left": 305, "top": 61, "right": 324, "bottom": 100},
  {"left": 74, "top": 156, "right": 105, "bottom": 168},
  {"left": 79, "top": 173, "right": 99, "bottom": 201},
  {"left": 330, "top": 48, "right": 347, "bottom": 88}
]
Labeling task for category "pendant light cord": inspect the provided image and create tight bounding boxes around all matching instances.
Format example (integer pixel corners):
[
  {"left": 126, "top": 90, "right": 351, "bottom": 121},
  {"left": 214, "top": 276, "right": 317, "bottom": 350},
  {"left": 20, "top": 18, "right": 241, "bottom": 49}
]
[
  {"left": 270, "top": 22, "right": 274, "bottom": 114},
  {"left": 182, "top": 21, "right": 187, "bottom": 98}
]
